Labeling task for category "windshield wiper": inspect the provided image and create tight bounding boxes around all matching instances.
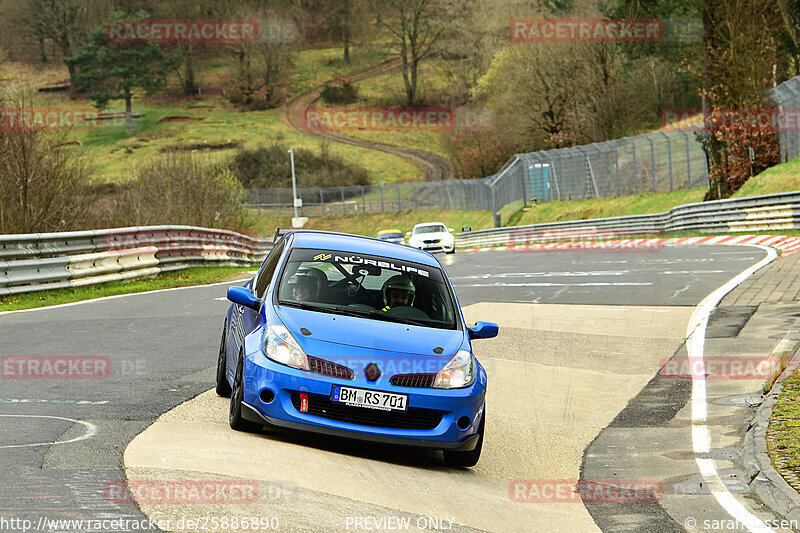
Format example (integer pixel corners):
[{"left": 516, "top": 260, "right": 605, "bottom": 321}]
[
  {"left": 278, "top": 300, "right": 336, "bottom": 313},
  {"left": 279, "top": 301, "right": 432, "bottom": 327},
  {"left": 353, "top": 308, "right": 429, "bottom": 327}
]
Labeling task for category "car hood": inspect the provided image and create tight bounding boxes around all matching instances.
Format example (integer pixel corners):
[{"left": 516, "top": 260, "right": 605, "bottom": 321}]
[{"left": 275, "top": 305, "right": 464, "bottom": 356}]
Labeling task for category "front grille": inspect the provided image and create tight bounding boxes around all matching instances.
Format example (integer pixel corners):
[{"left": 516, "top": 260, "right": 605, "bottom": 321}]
[
  {"left": 291, "top": 392, "right": 443, "bottom": 430},
  {"left": 390, "top": 373, "right": 436, "bottom": 388},
  {"left": 423, "top": 239, "right": 441, "bottom": 244},
  {"left": 308, "top": 356, "right": 354, "bottom": 380}
]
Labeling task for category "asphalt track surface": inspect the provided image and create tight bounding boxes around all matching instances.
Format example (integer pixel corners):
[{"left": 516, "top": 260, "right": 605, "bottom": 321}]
[{"left": 0, "top": 244, "right": 779, "bottom": 532}]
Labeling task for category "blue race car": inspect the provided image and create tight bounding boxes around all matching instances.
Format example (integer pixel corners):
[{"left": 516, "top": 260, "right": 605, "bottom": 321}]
[{"left": 216, "top": 230, "right": 498, "bottom": 467}]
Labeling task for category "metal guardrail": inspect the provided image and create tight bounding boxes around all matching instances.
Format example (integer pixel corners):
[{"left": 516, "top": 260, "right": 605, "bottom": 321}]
[
  {"left": 0, "top": 226, "right": 273, "bottom": 296},
  {"left": 455, "top": 190, "right": 800, "bottom": 248},
  {"left": 5, "top": 190, "right": 800, "bottom": 295}
]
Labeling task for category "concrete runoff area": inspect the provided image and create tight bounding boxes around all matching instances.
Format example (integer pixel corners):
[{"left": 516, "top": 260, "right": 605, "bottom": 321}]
[
  {"left": 582, "top": 303, "right": 800, "bottom": 533},
  {"left": 124, "top": 303, "right": 693, "bottom": 532}
]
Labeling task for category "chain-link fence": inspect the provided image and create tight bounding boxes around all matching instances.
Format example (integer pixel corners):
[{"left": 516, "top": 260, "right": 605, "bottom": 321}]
[
  {"left": 489, "top": 128, "right": 710, "bottom": 210},
  {"left": 247, "top": 127, "right": 711, "bottom": 220},
  {"left": 765, "top": 75, "right": 800, "bottom": 164},
  {"left": 249, "top": 75, "right": 800, "bottom": 224}
]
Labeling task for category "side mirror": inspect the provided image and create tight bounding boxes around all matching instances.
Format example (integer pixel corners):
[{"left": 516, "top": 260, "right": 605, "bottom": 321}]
[
  {"left": 227, "top": 286, "right": 260, "bottom": 310},
  {"left": 468, "top": 321, "right": 498, "bottom": 340},
  {"left": 448, "top": 228, "right": 454, "bottom": 232}
]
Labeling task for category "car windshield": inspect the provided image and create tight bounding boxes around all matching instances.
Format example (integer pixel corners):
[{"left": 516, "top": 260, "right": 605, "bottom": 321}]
[
  {"left": 413, "top": 225, "right": 446, "bottom": 234},
  {"left": 277, "top": 248, "right": 457, "bottom": 330},
  {"left": 378, "top": 232, "right": 403, "bottom": 239}
]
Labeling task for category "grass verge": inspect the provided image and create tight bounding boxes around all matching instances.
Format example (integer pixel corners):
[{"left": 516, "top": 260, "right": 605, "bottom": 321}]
[
  {"left": 0, "top": 266, "right": 254, "bottom": 312},
  {"left": 733, "top": 158, "right": 800, "bottom": 198},
  {"left": 768, "top": 365, "right": 800, "bottom": 486},
  {"left": 514, "top": 188, "right": 708, "bottom": 226}
]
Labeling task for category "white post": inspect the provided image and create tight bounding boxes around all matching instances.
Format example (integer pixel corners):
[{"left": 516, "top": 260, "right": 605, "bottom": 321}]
[
  {"left": 289, "top": 148, "right": 307, "bottom": 228},
  {"left": 289, "top": 148, "right": 298, "bottom": 219}
]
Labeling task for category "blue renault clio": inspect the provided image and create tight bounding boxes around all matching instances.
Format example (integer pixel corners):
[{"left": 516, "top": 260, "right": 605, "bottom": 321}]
[{"left": 217, "top": 230, "right": 498, "bottom": 467}]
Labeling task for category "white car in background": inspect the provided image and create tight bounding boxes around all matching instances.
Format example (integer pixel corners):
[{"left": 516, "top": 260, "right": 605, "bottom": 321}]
[{"left": 406, "top": 222, "right": 456, "bottom": 254}]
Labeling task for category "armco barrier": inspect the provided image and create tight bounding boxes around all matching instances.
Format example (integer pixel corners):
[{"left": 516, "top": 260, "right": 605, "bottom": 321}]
[
  {"left": 0, "top": 226, "right": 273, "bottom": 296},
  {"left": 456, "top": 190, "right": 800, "bottom": 249}
]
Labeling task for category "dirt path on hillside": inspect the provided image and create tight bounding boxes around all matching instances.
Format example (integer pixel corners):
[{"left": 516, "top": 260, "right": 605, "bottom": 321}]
[{"left": 282, "top": 59, "right": 453, "bottom": 182}]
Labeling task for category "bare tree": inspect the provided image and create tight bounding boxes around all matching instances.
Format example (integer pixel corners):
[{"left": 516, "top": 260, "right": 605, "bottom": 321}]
[
  {"left": 380, "top": 0, "right": 456, "bottom": 106},
  {"left": 473, "top": 43, "right": 583, "bottom": 149},
  {"left": 320, "top": 0, "right": 369, "bottom": 64},
  {"left": 695, "top": 0, "right": 785, "bottom": 198},
  {"left": 0, "top": 87, "right": 92, "bottom": 233},
  {"left": 436, "top": 0, "right": 500, "bottom": 105},
  {"left": 12, "top": 0, "right": 103, "bottom": 77}
]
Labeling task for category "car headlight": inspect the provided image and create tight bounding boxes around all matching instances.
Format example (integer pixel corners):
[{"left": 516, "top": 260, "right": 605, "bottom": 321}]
[
  {"left": 263, "top": 325, "right": 309, "bottom": 371},
  {"left": 433, "top": 350, "right": 474, "bottom": 388}
]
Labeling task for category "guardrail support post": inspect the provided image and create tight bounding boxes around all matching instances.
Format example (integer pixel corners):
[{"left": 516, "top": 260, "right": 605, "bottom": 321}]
[
  {"left": 319, "top": 188, "right": 324, "bottom": 216},
  {"left": 380, "top": 186, "right": 384, "bottom": 213}
]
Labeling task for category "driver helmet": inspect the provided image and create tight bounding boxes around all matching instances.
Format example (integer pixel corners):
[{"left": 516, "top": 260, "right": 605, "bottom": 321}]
[
  {"left": 288, "top": 274, "right": 318, "bottom": 300},
  {"left": 382, "top": 275, "right": 415, "bottom": 307}
]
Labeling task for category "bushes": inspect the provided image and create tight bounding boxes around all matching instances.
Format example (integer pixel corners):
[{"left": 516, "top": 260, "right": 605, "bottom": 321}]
[
  {"left": 229, "top": 142, "right": 370, "bottom": 189},
  {"left": 114, "top": 153, "right": 251, "bottom": 232},
  {"left": 0, "top": 89, "right": 92, "bottom": 234},
  {"left": 320, "top": 82, "right": 358, "bottom": 104},
  {"left": 703, "top": 121, "right": 780, "bottom": 199},
  {"left": 320, "top": 69, "right": 359, "bottom": 105},
  {"left": 226, "top": 81, "right": 287, "bottom": 110},
  {"left": 441, "top": 126, "right": 518, "bottom": 180}
]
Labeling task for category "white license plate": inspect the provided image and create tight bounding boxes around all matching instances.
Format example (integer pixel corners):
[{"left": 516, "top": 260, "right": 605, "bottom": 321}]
[{"left": 331, "top": 386, "right": 408, "bottom": 411}]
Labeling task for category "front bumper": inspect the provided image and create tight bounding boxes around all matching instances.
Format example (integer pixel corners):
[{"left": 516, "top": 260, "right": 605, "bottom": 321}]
[
  {"left": 241, "top": 353, "right": 485, "bottom": 451},
  {"left": 412, "top": 241, "right": 455, "bottom": 253}
]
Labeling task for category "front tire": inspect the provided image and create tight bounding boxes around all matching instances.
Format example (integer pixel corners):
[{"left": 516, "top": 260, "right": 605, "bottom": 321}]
[
  {"left": 229, "top": 353, "right": 259, "bottom": 432},
  {"left": 215, "top": 320, "right": 232, "bottom": 397},
  {"left": 443, "top": 409, "right": 484, "bottom": 468},
  {"left": 446, "top": 246, "right": 456, "bottom": 255}
]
